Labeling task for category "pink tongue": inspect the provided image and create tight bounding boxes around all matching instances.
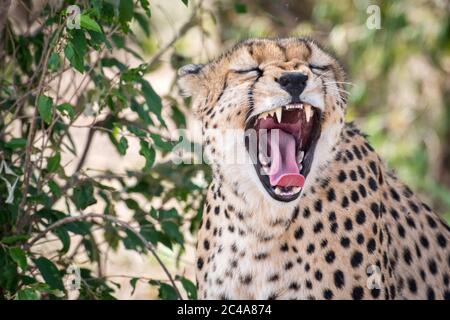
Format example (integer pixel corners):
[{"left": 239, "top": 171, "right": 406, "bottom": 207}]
[{"left": 268, "top": 130, "right": 305, "bottom": 187}]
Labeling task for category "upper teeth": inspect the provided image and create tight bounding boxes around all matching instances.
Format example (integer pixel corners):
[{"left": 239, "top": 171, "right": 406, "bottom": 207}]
[
  {"left": 305, "top": 104, "right": 313, "bottom": 122},
  {"left": 257, "top": 104, "right": 314, "bottom": 122}
]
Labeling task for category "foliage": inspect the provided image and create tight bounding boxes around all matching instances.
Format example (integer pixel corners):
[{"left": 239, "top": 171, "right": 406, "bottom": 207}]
[
  {"left": 0, "top": 0, "right": 208, "bottom": 300},
  {"left": 0, "top": 0, "right": 449, "bottom": 300}
]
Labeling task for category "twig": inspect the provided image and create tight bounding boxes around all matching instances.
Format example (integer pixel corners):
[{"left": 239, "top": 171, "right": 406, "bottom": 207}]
[{"left": 24, "top": 213, "right": 184, "bottom": 300}]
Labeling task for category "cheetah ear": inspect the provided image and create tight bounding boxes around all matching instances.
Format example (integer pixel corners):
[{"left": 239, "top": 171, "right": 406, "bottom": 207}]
[{"left": 177, "top": 64, "right": 205, "bottom": 97}]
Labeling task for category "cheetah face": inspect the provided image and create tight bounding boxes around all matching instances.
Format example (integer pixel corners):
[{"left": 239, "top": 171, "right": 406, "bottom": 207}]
[{"left": 178, "top": 38, "right": 346, "bottom": 204}]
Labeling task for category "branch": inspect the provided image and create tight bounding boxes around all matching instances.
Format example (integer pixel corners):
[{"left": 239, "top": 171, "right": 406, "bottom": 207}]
[{"left": 24, "top": 213, "right": 184, "bottom": 300}]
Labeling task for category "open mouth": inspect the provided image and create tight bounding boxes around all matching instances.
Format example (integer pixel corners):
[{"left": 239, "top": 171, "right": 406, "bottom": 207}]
[{"left": 245, "top": 103, "right": 322, "bottom": 202}]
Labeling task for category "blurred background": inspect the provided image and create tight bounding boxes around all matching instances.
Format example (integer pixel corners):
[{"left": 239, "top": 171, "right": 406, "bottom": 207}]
[{"left": 1, "top": 0, "right": 449, "bottom": 300}]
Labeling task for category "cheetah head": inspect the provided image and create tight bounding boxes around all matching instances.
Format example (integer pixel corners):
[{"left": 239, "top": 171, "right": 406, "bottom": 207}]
[{"left": 178, "top": 38, "right": 346, "bottom": 206}]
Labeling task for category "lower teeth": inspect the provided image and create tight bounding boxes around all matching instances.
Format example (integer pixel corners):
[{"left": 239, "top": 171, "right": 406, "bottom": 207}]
[{"left": 274, "top": 186, "right": 301, "bottom": 196}]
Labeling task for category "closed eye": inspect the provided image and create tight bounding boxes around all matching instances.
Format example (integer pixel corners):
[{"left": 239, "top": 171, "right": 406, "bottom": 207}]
[
  {"left": 309, "top": 64, "right": 330, "bottom": 75},
  {"left": 231, "top": 67, "right": 263, "bottom": 75}
]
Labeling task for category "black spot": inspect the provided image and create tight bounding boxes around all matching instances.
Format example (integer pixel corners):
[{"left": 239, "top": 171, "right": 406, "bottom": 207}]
[
  {"left": 390, "top": 208, "right": 399, "bottom": 220},
  {"left": 437, "top": 233, "right": 447, "bottom": 248},
  {"left": 367, "top": 238, "right": 376, "bottom": 254},
  {"left": 255, "top": 252, "right": 268, "bottom": 260},
  {"left": 334, "top": 270, "right": 345, "bottom": 289},
  {"left": 390, "top": 188, "right": 400, "bottom": 202},
  {"left": 352, "top": 286, "right": 364, "bottom": 300},
  {"left": 408, "top": 201, "right": 420, "bottom": 214},
  {"left": 420, "top": 235, "right": 429, "bottom": 248},
  {"left": 330, "top": 223, "right": 338, "bottom": 233},
  {"left": 268, "top": 274, "right": 279, "bottom": 282},
  {"left": 337, "top": 171, "right": 347, "bottom": 182},
  {"left": 368, "top": 177, "right": 378, "bottom": 191},
  {"left": 240, "top": 274, "right": 252, "bottom": 285},
  {"left": 284, "top": 261, "right": 294, "bottom": 270},
  {"left": 351, "top": 251, "right": 363, "bottom": 268},
  {"left": 405, "top": 216, "right": 416, "bottom": 229},
  {"left": 325, "top": 251, "right": 336, "bottom": 264},
  {"left": 205, "top": 219, "right": 211, "bottom": 230},
  {"left": 358, "top": 184, "right": 367, "bottom": 198},
  {"left": 428, "top": 259, "right": 437, "bottom": 275},
  {"left": 397, "top": 224, "right": 406, "bottom": 238},
  {"left": 327, "top": 189, "right": 336, "bottom": 202},
  {"left": 197, "top": 257, "right": 204, "bottom": 270},
  {"left": 289, "top": 282, "right": 300, "bottom": 291},
  {"left": 294, "top": 226, "right": 304, "bottom": 240},
  {"left": 341, "top": 237, "right": 351, "bottom": 248},
  {"left": 280, "top": 243, "right": 289, "bottom": 252},
  {"left": 356, "top": 233, "right": 365, "bottom": 244},
  {"left": 323, "top": 289, "right": 333, "bottom": 300},
  {"left": 214, "top": 206, "right": 220, "bottom": 215},
  {"left": 315, "top": 270, "right": 323, "bottom": 281},
  {"left": 370, "top": 202, "right": 380, "bottom": 218},
  {"left": 403, "top": 247, "right": 413, "bottom": 265},
  {"left": 313, "top": 222, "right": 324, "bottom": 233},
  {"left": 305, "top": 280, "right": 313, "bottom": 289},
  {"left": 341, "top": 196, "right": 349, "bottom": 208},
  {"left": 329, "top": 211, "right": 336, "bottom": 221},
  {"left": 307, "top": 243, "right": 315, "bottom": 254},
  {"left": 314, "top": 200, "right": 322, "bottom": 212},
  {"left": 356, "top": 210, "right": 366, "bottom": 224},
  {"left": 427, "top": 287, "right": 435, "bottom": 300},
  {"left": 351, "top": 190, "right": 360, "bottom": 203},
  {"left": 344, "top": 218, "right": 353, "bottom": 231},
  {"left": 407, "top": 278, "right": 417, "bottom": 293},
  {"left": 303, "top": 207, "right": 311, "bottom": 218},
  {"left": 204, "top": 240, "right": 210, "bottom": 250},
  {"left": 426, "top": 215, "right": 437, "bottom": 229},
  {"left": 369, "top": 161, "right": 378, "bottom": 175}
]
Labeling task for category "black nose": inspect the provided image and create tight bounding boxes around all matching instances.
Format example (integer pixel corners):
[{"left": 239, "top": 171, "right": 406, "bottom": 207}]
[{"left": 278, "top": 72, "right": 308, "bottom": 102}]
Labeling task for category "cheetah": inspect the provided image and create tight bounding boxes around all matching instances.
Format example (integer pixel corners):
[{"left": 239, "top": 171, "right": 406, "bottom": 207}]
[{"left": 177, "top": 38, "right": 450, "bottom": 300}]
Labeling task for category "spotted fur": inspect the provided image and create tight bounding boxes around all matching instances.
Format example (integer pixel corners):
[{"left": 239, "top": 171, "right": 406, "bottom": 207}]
[{"left": 178, "top": 38, "right": 450, "bottom": 300}]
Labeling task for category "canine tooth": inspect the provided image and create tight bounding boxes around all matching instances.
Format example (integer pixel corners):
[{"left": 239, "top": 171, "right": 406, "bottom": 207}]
[
  {"left": 300, "top": 103, "right": 303, "bottom": 109},
  {"left": 305, "top": 104, "right": 313, "bottom": 122},
  {"left": 292, "top": 187, "right": 301, "bottom": 193},
  {"left": 275, "top": 108, "right": 282, "bottom": 123},
  {"left": 259, "top": 153, "right": 270, "bottom": 165},
  {"left": 297, "top": 151, "right": 304, "bottom": 163}
]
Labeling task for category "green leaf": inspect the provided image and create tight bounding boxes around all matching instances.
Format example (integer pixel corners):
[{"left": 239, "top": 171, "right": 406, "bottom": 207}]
[
  {"left": 72, "top": 181, "right": 97, "bottom": 210},
  {"left": 139, "top": 140, "right": 155, "bottom": 170},
  {"left": 117, "top": 136, "right": 129, "bottom": 155},
  {"left": 47, "top": 152, "right": 61, "bottom": 173},
  {"left": 140, "top": 80, "right": 165, "bottom": 126},
  {"left": 177, "top": 276, "right": 197, "bottom": 300},
  {"left": 64, "top": 30, "right": 86, "bottom": 73},
  {"left": 47, "top": 52, "right": 60, "bottom": 71},
  {"left": 234, "top": 3, "right": 247, "bottom": 14},
  {"left": 48, "top": 180, "right": 62, "bottom": 198},
  {"left": 9, "top": 247, "right": 27, "bottom": 270},
  {"left": 6, "top": 138, "right": 27, "bottom": 149},
  {"left": 33, "top": 257, "right": 64, "bottom": 291},
  {"left": 181, "top": 0, "right": 189, "bottom": 7},
  {"left": 37, "top": 95, "right": 53, "bottom": 124},
  {"left": 149, "top": 280, "right": 179, "bottom": 300},
  {"left": 139, "top": 0, "right": 151, "bottom": 17},
  {"left": 16, "top": 288, "right": 39, "bottom": 300},
  {"left": 161, "top": 220, "right": 183, "bottom": 245},
  {"left": 53, "top": 228, "right": 70, "bottom": 253},
  {"left": 151, "top": 133, "right": 173, "bottom": 152},
  {"left": 80, "top": 14, "right": 102, "bottom": 33},
  {"left": 119, "top": 0, "right": 134, "bottom": 29},
  {"left": 1, "top": 235, "right": 29, "bottom": 245},
  {"left": 57, "top": 103, "right": 75, "bottom": 120},
  {"left": 129, "top": 278, "right": 139, "bottom": 295}
]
